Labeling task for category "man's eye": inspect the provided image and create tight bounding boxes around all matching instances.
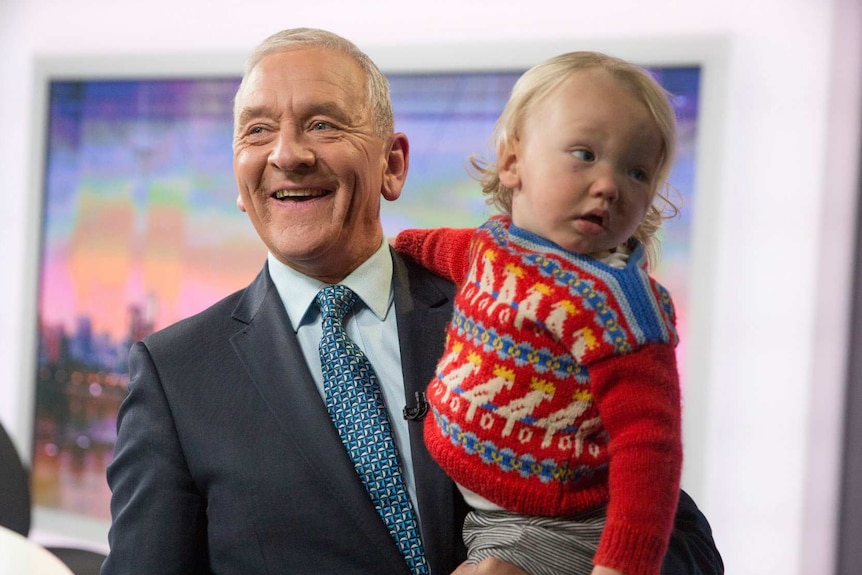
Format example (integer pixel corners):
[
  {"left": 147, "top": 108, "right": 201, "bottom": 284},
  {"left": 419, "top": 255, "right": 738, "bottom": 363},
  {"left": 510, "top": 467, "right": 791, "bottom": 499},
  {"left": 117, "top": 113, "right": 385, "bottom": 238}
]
[
  {"left": 572, "top": 149, "right": 595, "bottom": 162},
  {"left": 312, "top": 121, "right": 333, "bottom": 131}
]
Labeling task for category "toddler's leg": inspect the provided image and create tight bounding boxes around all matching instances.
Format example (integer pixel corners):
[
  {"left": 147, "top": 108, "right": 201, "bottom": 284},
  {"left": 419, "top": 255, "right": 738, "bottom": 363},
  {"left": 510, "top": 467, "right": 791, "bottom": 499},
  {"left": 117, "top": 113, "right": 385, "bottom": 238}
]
[{"left": 462, "top": 508, "right": 605, "bottom": 575}]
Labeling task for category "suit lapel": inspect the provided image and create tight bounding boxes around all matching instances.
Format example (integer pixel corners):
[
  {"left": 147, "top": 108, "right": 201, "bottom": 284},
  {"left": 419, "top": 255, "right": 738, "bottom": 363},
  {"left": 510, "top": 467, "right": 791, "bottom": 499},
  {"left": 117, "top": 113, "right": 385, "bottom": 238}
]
[
  {"left": 392, "top": 250, "right": 466, "bottom": 573},
  {"left": 229, "top": 266, "right": 410, "bottom": 575}
]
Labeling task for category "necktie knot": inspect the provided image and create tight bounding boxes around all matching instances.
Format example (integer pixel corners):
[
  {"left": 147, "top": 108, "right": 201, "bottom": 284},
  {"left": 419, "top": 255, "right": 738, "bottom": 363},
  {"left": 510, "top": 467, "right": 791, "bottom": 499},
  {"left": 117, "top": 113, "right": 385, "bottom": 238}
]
[{"left": 316, "top": 284, "right": 357, "bottom": 323}]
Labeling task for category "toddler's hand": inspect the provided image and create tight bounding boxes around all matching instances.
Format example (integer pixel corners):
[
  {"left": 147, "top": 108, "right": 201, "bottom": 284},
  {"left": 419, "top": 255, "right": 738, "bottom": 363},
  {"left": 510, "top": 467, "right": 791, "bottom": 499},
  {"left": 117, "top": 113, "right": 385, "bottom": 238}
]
[
  {"left": 451, "top": 558, "right": 529, "bottom": 574},
  {"left": 590, "top": 566, "right": 624, "bottom": 575}
]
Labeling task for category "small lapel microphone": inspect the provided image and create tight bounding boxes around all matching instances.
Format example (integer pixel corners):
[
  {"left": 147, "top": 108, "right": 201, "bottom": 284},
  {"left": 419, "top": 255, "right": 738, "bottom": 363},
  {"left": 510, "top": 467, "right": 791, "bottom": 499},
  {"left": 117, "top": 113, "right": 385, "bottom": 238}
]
[{"left": 403, "top": 391, "right": 429, "bottom": 421}]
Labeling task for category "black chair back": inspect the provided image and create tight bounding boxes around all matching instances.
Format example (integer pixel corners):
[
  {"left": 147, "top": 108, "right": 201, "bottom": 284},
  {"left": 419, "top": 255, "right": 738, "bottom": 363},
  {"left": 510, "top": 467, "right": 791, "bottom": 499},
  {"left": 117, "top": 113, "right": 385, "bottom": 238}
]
[
  {"left": 0, "top": 419, "right": 32, "bottom": 536},
  {"left": 48, "top": 547, "right": 107, "bottom": 575}
]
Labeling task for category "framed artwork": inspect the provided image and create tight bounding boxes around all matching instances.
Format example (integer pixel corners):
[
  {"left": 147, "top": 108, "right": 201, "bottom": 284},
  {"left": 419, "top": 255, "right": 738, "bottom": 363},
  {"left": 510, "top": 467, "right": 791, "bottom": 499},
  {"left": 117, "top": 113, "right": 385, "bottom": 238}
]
[{"left": 28, "top": 47, "right": 706, "bottom": 537}]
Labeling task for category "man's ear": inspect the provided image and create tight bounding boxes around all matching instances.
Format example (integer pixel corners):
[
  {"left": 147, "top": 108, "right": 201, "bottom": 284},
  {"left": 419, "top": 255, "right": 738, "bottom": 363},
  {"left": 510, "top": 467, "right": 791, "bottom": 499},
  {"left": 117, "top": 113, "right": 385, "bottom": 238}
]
[
  {"left": 498, "top": 139, "right": 521, "bottom": 190},
  {"left": 382, "top": 132, "right": 409, "bottom": 202},
  {"left": 236, "top": 194, "right": 247, "bottom": 212}
]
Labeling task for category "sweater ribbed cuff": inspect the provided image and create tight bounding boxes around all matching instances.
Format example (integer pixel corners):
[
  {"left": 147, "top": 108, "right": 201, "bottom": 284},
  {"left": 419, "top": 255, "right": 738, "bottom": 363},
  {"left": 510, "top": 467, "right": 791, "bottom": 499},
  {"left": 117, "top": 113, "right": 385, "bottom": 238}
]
[{"left": 594, "top": 523, "right": 668, "bottom": 575}]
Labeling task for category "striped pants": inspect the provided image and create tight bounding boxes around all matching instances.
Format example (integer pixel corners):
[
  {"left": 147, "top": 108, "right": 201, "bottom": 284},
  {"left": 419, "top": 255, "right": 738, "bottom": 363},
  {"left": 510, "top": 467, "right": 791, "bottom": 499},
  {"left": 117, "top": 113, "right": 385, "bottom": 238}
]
[{"left": 462, "top": 507, "right": 606, "bottom": 575}]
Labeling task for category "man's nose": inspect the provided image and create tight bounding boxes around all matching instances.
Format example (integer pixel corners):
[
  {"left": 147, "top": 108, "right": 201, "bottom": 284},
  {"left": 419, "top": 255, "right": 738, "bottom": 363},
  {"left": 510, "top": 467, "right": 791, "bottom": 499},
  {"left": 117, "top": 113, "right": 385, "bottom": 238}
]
[{"left": 269, "top": 129, "right": 316, "bottom": 170}]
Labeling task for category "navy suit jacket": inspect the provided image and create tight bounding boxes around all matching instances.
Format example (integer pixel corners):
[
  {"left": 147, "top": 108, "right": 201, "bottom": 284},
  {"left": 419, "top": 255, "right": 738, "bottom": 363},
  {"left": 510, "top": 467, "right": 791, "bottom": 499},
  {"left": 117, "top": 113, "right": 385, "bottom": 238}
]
[
  {"left": 103, "top": 251, "right": 722, "bottom": 574},
  {"left": 104, "top": 252, "right": 466, "bottom": 574}
]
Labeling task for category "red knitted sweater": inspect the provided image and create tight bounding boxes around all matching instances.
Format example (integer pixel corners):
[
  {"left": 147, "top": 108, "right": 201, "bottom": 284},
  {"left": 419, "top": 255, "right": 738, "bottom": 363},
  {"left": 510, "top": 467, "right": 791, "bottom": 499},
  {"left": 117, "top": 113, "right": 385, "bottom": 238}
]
[{"left": 394, "top": 216, "right": 683, "bottom": 575}]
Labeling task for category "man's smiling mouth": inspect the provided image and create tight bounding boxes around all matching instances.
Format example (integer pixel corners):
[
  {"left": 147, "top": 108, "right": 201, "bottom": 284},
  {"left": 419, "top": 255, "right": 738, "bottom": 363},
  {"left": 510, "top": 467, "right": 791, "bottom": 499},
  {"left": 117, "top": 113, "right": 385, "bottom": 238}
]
[{"left": 273, "top": 189, "right": 331, "bottom": 201}]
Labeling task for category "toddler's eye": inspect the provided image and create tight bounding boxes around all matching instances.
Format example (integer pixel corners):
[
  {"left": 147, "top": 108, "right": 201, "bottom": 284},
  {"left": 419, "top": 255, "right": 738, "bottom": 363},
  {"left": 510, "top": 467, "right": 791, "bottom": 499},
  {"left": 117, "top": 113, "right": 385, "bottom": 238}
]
[
  {"left": 628, "top": 168, "right": 649, "bottom": 182},
  {"left": 572, "top": 149, "right": 595, "bottom": 162}
]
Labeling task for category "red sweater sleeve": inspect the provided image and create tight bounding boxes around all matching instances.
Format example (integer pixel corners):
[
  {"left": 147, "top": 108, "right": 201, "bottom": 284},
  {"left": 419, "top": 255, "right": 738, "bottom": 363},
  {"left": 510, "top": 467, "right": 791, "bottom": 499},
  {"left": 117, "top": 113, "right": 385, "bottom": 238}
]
[
  {"left": 393, "top": 227, "right": 475, "bottom": 285},
  {"left": 589, "top": 344, "right": 683, "bottom": 575}
]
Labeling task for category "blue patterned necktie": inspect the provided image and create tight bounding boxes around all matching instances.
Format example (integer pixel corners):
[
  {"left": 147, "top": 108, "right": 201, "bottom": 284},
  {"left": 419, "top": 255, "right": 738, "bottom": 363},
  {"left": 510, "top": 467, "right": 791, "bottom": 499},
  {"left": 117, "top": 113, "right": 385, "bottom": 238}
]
[{"left": 316, "top": 284, "right": 429, "bottom": 574}]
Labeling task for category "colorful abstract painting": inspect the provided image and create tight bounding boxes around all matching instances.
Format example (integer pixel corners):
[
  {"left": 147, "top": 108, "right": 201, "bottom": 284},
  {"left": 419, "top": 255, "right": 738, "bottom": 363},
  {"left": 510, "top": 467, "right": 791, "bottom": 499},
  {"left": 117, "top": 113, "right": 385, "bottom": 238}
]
[{"left": 32, "top": 66, "right": 700, "bottom": 519}]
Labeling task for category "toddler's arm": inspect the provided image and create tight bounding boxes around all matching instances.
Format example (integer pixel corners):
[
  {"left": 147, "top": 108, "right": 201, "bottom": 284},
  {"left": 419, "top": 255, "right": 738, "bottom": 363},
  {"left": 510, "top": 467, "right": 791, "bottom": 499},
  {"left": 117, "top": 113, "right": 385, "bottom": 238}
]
[
  {"left": 590, "top": 344, "right": 683, "bottom": 575},
  {"left": 393, "top": 227, "right": 475, "bottom": 285}
]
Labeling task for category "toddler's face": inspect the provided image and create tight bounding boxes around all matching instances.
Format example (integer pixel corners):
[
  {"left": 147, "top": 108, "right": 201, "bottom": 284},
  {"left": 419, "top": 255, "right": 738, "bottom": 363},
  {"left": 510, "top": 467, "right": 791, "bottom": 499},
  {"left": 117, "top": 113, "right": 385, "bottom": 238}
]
[{"left": 503, "top": 69, "right": 662, "bottom": 255}]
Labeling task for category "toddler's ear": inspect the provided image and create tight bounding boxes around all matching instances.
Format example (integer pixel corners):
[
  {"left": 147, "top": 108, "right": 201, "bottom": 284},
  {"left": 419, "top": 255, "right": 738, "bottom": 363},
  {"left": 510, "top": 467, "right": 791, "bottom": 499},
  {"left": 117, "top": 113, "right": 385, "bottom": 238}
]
[{"left": 498, "top": 139, "right": 521, "bottom": 189}]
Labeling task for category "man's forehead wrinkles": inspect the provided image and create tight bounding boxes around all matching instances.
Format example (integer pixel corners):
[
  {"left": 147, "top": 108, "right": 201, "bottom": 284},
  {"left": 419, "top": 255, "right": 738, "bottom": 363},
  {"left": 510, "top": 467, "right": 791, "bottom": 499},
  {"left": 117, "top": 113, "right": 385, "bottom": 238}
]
[
  {"left": 237, "top": 88, "right": 364, "bottom": 126},
  {"left": 237, "top": 101, "right": 352, "bottom": 125}
]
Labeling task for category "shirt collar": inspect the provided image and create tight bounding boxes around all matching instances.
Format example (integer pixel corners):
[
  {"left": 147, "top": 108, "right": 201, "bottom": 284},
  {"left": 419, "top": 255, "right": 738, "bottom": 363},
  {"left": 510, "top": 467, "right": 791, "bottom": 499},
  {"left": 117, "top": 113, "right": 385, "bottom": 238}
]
[{"left": 267, "top": 241, "right": 394, "bottom": 332}]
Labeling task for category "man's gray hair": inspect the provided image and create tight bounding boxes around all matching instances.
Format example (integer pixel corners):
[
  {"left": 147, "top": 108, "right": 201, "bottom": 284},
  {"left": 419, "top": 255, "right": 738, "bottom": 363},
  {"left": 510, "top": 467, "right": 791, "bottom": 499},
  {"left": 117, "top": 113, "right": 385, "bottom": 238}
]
[{"left": 233, "top": 28, "right": 394, "bottom": 139}]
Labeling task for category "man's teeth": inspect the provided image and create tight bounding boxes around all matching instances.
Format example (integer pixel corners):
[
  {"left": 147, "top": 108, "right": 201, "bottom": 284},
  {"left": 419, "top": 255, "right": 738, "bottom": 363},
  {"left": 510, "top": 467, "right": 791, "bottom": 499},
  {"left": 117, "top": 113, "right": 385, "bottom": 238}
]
[
  {"left": 274, "top": 189, "right": 327, "bottom": 199},
  {"left": 274, "top": 189, "right": 324, "bottom": 199}
]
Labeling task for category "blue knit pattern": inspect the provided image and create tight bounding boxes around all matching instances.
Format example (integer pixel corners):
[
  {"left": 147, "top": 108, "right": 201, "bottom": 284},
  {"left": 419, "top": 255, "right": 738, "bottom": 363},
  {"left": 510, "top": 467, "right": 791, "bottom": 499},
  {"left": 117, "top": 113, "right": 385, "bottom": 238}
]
[
  {"left": 491, "top": 217, "right": 678, "bottom": 351},
  {"left": 317, "top": 285, "right": 429, "bottom": 574}
]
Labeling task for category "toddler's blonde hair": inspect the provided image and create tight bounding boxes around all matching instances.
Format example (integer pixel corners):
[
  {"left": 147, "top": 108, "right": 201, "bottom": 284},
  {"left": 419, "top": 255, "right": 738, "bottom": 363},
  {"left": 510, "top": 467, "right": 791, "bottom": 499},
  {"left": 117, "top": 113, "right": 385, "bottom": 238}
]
[{"left": 473, "top": 51, "right": 679, "bottom": 265}]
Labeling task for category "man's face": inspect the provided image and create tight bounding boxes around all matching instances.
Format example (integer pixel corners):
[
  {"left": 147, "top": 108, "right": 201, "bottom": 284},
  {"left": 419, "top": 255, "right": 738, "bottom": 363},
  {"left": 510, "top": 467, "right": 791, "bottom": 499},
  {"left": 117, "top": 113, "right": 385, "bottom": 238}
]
[{"left": 233, "top": 47, "right": 408, "bottom": 282}]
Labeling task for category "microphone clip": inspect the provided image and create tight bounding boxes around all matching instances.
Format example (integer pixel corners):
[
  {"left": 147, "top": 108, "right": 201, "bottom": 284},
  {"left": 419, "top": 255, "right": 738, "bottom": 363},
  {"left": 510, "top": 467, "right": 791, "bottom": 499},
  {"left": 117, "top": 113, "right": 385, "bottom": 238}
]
[{"left": 403, "top": 391, "right": 429, "bottom": 421}]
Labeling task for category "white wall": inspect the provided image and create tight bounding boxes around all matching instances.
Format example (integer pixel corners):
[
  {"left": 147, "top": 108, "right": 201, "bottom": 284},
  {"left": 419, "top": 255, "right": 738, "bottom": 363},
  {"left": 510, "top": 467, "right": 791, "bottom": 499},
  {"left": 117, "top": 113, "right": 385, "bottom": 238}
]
[{"left": 1, "top": 1, "right": 860, "bottom": 573}]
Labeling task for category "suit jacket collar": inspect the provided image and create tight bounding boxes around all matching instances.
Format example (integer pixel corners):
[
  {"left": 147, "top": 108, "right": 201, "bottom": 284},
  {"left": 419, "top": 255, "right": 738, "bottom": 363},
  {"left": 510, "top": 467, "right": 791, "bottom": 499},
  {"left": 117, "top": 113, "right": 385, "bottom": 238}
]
[{"left": 391, "top": 249, "right": 465, "bottom": 573}]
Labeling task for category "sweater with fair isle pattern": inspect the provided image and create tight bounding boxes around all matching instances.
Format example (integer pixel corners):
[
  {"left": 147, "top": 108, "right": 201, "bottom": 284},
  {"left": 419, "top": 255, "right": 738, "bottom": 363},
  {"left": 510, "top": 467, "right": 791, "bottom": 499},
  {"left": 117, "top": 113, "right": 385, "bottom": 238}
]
[{"left": 394, "top": 216, "right": 683, "bottom": 575}]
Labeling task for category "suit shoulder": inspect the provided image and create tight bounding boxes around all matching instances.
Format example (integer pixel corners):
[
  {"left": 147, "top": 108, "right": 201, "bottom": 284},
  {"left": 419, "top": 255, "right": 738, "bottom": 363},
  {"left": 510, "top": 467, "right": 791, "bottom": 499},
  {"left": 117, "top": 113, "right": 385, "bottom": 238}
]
[
  {"left": 142, "top": 287, "right": 247, "bottom": 352},
  {"left": 394, "top": 249, "right": 456, "bottom": 301}
]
